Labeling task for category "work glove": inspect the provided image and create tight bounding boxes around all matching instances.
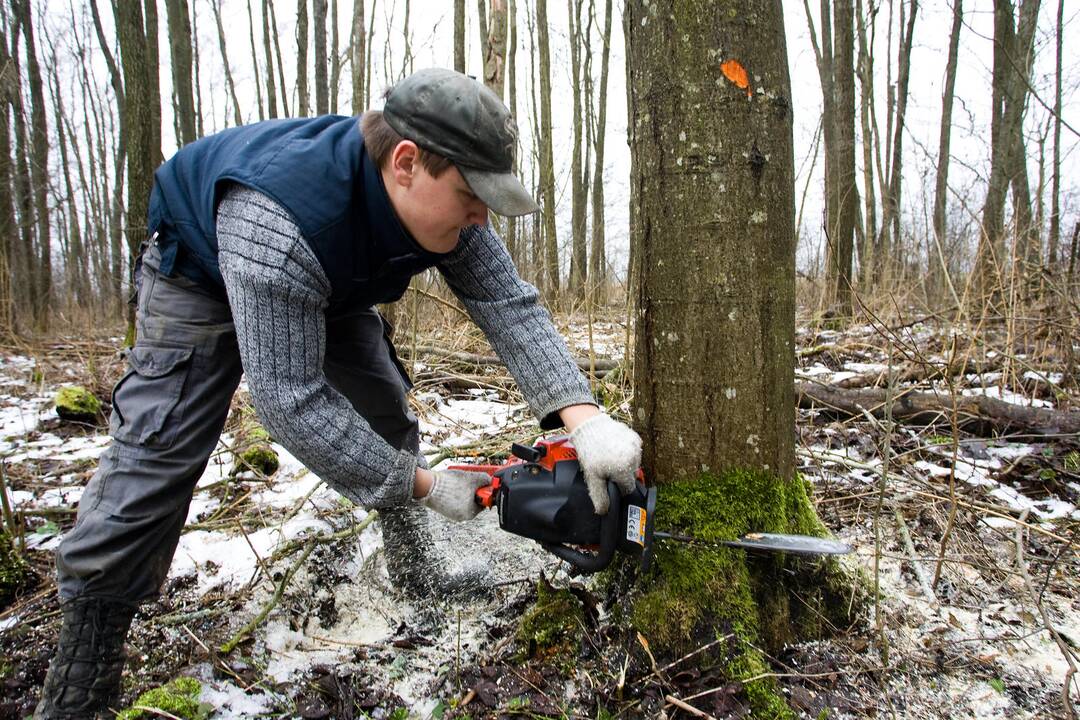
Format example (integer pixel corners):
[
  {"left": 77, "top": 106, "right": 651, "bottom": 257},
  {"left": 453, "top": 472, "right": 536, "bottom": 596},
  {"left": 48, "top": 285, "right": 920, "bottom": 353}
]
[
  {"left": 569, "top": 413, "right": 642, "bottom": 515},
  {"left": 419, "top": 469, "right": 491, "bottom": 522}
]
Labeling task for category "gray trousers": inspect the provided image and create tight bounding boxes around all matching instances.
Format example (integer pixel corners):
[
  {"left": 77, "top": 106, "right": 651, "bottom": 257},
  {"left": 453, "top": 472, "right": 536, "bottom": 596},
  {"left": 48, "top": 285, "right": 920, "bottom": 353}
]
[{"left": 57, "top": 245, "right": 422, "bottom": 601}]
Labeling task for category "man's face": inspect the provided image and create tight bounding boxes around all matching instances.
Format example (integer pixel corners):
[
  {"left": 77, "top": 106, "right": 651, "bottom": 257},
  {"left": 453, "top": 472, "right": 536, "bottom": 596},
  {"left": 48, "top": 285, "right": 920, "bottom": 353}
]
[{"left": 382, "top": 141, "right": 489, "bottom": 254}]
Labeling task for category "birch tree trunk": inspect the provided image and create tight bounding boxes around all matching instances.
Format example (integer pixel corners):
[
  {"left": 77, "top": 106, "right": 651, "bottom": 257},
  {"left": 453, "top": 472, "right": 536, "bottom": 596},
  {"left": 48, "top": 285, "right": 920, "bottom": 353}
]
[
  {"left": 165, "top": 0, "right": 196, "bottom": 143},
  {"left": 626, "top": 3, "right": 855, "bottom": 713},
  {"left": 483, "top": 0, "right": 507, "bottom": 96}
]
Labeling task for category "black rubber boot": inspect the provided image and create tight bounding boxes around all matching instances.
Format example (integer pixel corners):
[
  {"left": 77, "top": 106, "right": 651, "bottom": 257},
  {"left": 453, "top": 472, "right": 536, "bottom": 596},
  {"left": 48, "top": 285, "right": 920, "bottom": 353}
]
[{"left": 34, "top": 596, "right": 138, "bottom": 720}]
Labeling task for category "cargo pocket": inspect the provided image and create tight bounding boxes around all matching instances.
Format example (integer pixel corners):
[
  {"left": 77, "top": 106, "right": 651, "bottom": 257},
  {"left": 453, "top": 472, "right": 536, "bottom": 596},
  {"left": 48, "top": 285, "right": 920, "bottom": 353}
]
[{"left": 110, "top": 344, "right": 195, "bottom": 449}]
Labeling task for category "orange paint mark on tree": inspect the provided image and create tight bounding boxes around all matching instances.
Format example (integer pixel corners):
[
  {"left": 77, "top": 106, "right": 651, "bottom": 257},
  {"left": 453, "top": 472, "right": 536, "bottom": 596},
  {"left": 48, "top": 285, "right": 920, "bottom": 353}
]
[{"left": 720, "top": 59, "right": 752, "bottom": 98}]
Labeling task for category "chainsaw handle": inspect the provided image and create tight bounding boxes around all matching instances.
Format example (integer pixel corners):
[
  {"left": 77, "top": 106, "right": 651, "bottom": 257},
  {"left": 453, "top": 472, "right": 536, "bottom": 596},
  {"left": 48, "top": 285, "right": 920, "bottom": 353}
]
[{"left": 540, "top": 482, "right": 620, "bottom": 574}]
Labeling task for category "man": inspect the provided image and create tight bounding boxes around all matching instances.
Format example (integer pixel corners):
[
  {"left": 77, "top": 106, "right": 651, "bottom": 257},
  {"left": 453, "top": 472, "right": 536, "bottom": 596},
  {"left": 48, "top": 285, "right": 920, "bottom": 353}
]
[{"left": 35, "top": 68, "right": 641, "bottom": 718}]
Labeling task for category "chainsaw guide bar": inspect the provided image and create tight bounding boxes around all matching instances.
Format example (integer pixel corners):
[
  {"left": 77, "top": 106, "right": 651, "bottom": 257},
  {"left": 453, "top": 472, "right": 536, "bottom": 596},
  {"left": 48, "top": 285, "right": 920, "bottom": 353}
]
[{"left": 653, "top": 531, "right": 852, "bottom": 556}]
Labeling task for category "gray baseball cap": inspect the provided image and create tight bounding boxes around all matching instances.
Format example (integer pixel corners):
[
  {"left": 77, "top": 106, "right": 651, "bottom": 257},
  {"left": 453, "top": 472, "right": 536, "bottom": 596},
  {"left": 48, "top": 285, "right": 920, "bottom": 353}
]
[{"left": 383, "top": 67, "right": 539, "bottom": 217}]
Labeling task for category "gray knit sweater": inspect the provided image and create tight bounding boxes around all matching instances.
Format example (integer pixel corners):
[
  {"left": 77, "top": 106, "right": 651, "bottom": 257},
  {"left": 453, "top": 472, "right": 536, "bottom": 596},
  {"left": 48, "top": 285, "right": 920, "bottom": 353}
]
[{"left": 216, "top": 185, "right": 594, "bottom": 508}]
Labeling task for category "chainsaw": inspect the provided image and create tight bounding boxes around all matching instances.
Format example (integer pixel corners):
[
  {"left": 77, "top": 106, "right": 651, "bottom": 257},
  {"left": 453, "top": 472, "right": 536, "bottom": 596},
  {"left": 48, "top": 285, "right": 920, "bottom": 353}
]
[{"left": 449, "top": 437, "right": 851, "bottom": 574}]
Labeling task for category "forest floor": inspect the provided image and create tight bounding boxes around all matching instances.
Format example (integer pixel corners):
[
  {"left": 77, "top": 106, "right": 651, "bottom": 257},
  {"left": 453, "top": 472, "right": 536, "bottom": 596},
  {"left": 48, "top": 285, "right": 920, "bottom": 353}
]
[{"left": 0, "top": 306, "right": 1078, "bottom": 719}]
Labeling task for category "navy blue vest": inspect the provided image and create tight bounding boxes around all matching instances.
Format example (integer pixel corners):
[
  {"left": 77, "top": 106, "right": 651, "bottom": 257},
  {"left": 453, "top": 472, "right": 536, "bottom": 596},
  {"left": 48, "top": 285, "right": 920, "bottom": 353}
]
[{"left": 148, "top": 114, "right": 447, "bottom": 310}]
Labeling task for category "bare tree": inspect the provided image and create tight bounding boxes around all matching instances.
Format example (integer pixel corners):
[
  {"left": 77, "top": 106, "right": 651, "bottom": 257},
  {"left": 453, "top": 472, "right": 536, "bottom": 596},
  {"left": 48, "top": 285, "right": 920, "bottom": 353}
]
[
  {"left": 1048, "top": 0, "right": 1063, "bottom": 268},
  {"left": 483, "top": 0, "right": 507, "bottom": 96},
  {"left": 454, "top": 0, "right": 465, "bottom": 72},
  {"left": 165, "top": 0, "right": 196, "bottom": 143},
  {"left": 536, "top": 0, "right": 557, "bottom": 300},
  {"left": 297, "top": 0, "right": 309, "bottom": 115},
  {"left": 313, "top": 0, "right": 328, "bottom": 114},
  {"left": 211, "top": 0, "right": 244, "bottom": 126},
  {"left": 588, "top": 0, "right": 611, "bottom": 302},
  {"left": 567, "top": 0, "right": 586, "bottom": 298},
  {"left": 246, "top": 0, "right": 265, "bottom": 121},
  {"left": 262, "top": 0, "right": 279, "bottom": 117},
  {"left": 930, "top": 0, "right": 962, "bottom": 303},
  {"left": 269, "top": 0, "right": 290, "bottom": 116},
  {"left": 351, "top": 0, "right": 365, "bottom": 112}
]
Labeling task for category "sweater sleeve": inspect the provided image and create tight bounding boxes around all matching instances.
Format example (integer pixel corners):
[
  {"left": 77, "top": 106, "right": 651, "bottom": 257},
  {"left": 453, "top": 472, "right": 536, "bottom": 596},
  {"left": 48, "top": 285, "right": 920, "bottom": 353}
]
[
  {"left": 216, "top": 185, "right": 416, "bottom": 508},
  {"left": 437, "top": 223, "right": 596, "bottom": 429}
]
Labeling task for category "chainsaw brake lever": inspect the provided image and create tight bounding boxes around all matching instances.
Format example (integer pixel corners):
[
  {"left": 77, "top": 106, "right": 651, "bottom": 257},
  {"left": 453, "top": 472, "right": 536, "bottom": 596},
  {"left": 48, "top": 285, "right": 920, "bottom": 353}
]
[{"left": 540, "top": 482, "right": 620, "bottom": 573}]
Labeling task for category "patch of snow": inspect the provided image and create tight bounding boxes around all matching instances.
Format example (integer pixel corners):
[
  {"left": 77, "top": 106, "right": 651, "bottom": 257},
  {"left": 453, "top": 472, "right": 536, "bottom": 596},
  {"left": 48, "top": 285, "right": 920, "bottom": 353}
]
[
  {"left": 38, "top": 486, "right": 84, "bottom": 508},
  {"left": 0, "top": 615, "right": 18, "bottom": 632},
  {"left": 844, "top": 362, "right": 889, "bottom": 374},
  {"left": 960, "top": 385, "right": 1053, "bottom": 409},
  {"left": 198, "top": 681, "right": 274, "bottom": 718},
  {"left": 795, "top": 363, "right": 833, "bottom": 377}
]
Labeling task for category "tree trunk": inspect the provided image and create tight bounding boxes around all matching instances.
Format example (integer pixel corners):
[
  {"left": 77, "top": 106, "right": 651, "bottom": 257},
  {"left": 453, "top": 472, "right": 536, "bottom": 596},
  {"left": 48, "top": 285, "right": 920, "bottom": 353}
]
[
  {"left": 877, "top": 0, "right": 916, "bottom": 286},
  {"left": 211, "top": 0, "right": 244, "bottom": 126},
  {"left": 165, "top": 0, "right": 196, "bottom": 144},
  {"left": 313, "top": 0, "right": 329, "bottom": 114},
  {"left": 246, "top": 0, "right": 265, "bottom": 121},
  {"left": 626, "top": 3, "right": 854, "bottom": 709},
  {"left": 505, "top": 0, "right": 518, "bottom": 263},
  {"left": 588, "top": 0, "right": 610, "bottom": 304},
  {"left": 16, "top": 0, "right": 52, "bottom": 326},
  {"left": 854, "top": 0, "right": 879, "bottom": 286},
  {"left": 329, "top": 0, "right": 340, "bottom": 113},
  {"left": 364, "top": 0, "right": 376, "bottom": 107},
  {"left": 50, "top": 60, "right": 90, "bottom": 309},
  {"left": 296, "top": 0, "right": 309, "bottom": 115},
  {"left": 0, "top": 28, "right": 16, "bottom": 333},
  {"left": 454, "top": 0, "right": 465, "bottom": 73},
  {"left": 262, "top": 0, "right": 279, "bottom": 118},
  {"left": 477, "top": 0, "right": 489, "bottom": 77},
  {"left": 828, "top": 0, "right": 856, "bottom": 311},
  {"left": 191, "top": 0, "right": 204, "bottom": 134},
  {"left": 116, "top": 0, "right": 157, "bottom": 333},
  {"left": 483, "top": 0, "right": 507, "bottom": 96},
  {"left": 930, "top": 0, "right": 962, "bottom": 304},
  {"left": 1048, "top": 0, "right": 1063, "bottom": 268},
  {"left": 536, "top": 0, "right": 558, "bottom": 301},
  {"left": 268, "top": 0, "right": 290, "bottom": 116},
  {"left": 567, "top": 0, "right": 586, "bottom": 298},
  {"left": 144, "top": 0, "right": 162, "bottom": 164},
  {"left": 351, "top": 0, "right": 365, "bottom": 112}
]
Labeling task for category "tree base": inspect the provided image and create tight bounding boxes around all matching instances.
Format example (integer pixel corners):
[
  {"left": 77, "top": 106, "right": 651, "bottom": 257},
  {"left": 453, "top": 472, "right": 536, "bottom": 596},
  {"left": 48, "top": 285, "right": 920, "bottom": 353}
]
[{"left": 629, "top": 469, "right": 866, "bottom": 717}]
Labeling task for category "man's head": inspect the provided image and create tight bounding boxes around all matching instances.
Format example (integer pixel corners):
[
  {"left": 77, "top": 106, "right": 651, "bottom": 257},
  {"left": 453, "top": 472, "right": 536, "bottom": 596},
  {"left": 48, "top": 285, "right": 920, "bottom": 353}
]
[{"left": 366, "top": 68, "right": 538, "bottom": 253}]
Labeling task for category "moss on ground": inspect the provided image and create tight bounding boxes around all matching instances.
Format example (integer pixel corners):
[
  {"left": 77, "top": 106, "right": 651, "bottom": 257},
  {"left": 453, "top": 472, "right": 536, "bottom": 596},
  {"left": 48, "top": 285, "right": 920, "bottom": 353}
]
[
  {"left": 117, "top": 676, "right": 207, "bottom": 720},
  {"left": 631, "top": 469, "right": 865, "bottom": 718},
  {"left": 231, "top": 422, "right": 279, "bottom": 477},
  {"left": 516, "top": 577, "right": 585, "bottom": 669},
  {"left": 54, "top": 386, "right": 101, "bottom": 422},
  {"left": 0, "top": 531, "right": 30, "bottom": 610}
]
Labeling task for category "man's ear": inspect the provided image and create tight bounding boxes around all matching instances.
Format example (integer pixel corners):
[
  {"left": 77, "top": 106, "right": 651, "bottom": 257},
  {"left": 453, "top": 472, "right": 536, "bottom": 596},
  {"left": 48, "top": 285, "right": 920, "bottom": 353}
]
[{"left": 390, "top": 140, "right": 419, "bottom": 188}]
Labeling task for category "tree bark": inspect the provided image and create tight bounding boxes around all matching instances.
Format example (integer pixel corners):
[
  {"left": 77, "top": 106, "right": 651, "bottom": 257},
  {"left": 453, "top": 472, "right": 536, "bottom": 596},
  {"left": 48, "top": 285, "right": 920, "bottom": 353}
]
[
  {"left": 828, "top": 0, "right": 856, "bottom": 311},
  {"left": 211, "top": 0, "right": 244, "bottom": 126},
  {"left": 329, "top": 0, "right": 340, "bottom": 113},
  {"left": 262, "top": 0, "right": 279, "bottom": 118},
  {"left": 144, "top": 0, "right": 162, "bottom": 164},
  {"left": 245, "top": 0, "right": 265, "bottom": 121},
  {"left": 588, "top": 0, "right": 611, "bottom": 303},
  {"left": 454, "top": 0, "right": 466, "bottom": 73},
  {"left": 483, "top": 0, "right": 507, "bottom": 96},
  {"left": 505, "top": 0, "right": 518, "bottom": 263},
  {"left": 364, "top": 0, "right": 376, "bottom": 107},
  {"left": 268, "top": 0, "right": 290, "bottom": 116},
  {"left": 165, "top": 0, "right": 196, "bottom": 143},
  {"left": 567, "top": 0, "right": 586, "bottom": 298},
  {"left": 351, "top": 0, "right": 365, "bottom": 112},
  {"left": 536, "top": 0, "right": 558, "bottom": 301},
  {"left": 313, "top": 0, "right": 329, "bottom": 114},
  {"left": 0, "top": 28, "right": 16, "bottom": 332},
  {"left": 477, "top": 0, "right": 489, "bottom": 77},
  {"left": 929, "top": 0, "right": 962, "bottom": 304},
  {"left": 626, "top": 0, "right": 853, "bottom": 700},
  {"left": 1048, "top": 0, "right": 1063, "bottom": 268},
  {"left": 296, "top": 0, "right": 310, "bottom": 115}
]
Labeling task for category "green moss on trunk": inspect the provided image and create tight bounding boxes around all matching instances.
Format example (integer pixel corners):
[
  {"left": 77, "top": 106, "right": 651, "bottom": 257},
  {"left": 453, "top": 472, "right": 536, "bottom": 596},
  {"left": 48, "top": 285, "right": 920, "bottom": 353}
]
[
  {"left": 632, "top": 469, "right": 863, "bottom": 718},
  {"left": 516, "top": 577, "right": 585, "bottom": 669}
]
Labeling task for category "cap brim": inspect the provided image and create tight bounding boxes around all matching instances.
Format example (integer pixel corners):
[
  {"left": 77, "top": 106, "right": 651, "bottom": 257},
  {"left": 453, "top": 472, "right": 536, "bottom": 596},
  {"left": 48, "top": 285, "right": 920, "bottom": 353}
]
[{"left": 459, "top": 166, "right": 540, "bottom": 217}]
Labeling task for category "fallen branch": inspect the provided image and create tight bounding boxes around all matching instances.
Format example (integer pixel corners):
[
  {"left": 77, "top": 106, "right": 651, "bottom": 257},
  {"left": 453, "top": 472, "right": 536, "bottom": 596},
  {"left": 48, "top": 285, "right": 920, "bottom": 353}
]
[
  {"left": 404, "top": 344, "right": 619, "bottom": 373},
  {"left": 796, "top": 381, "right": 1080, "bottom": 435}
]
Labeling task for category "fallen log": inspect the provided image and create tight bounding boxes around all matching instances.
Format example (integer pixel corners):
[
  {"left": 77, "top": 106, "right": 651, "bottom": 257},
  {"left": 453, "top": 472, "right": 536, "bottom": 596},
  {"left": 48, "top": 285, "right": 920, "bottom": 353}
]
[
  {"left": 404, "top": 344, "right": 620, "bottom": 373},
  {"left": 796, "top": 381, "right": 1080, "bottom": 436}
]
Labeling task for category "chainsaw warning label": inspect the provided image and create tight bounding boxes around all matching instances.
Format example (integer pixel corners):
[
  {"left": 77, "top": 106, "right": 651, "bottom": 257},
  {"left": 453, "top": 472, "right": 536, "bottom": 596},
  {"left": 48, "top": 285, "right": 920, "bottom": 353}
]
[{"left": 626, "top": 505, "right": 647, "bottom": 546}]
